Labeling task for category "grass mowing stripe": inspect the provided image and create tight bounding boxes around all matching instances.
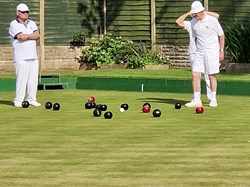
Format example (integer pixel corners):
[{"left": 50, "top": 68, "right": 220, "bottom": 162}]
[
  {"left": 2, "top": 69, "right": 250, "bottom": 82},
  {"left": 0, "top": 90, "right": 250, "bottom": 187}
]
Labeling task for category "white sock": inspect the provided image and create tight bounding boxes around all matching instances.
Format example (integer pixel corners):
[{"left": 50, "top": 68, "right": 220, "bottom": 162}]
[
  {"left": 194, "top": 92, "right": 201, "bottom": 103},
  {"left": 211, "top": 92, "right": 217, "bottom": 102}
]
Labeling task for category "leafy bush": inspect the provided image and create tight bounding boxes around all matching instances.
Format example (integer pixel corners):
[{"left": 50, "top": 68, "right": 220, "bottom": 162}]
[
  {"left": 70, "top": 30, "right": 87, "bottom": 48},
  {"left": 126, "top": 42, "right": 169, "bottom": 68},
  {"left": 224, "top": 21, "right": 250, "bottom": 63},
  {"left": 75, "top": 34, "right": 169, "bottom": 68}
]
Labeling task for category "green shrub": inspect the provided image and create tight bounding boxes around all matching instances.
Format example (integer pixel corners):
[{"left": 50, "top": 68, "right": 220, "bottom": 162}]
[
  {"left": 126, "top": 42, "right": 169, "bottom": 68},
  {"left": 75, "top": 34, "right": 169, "bottom": 68},
  {"left": 224, "top": 21, "right": 250, "bottom": 63},
  {"left": 70, "top": 30, "right": 87, "bottom": 48}
]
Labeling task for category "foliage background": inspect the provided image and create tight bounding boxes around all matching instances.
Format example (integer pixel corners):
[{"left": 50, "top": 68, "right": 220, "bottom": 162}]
[
  {"left": 0, "top": 0, "right": 250, "bottom": 46},
  {"left": 224, "top": 21, "right": 250, "bottom": 63}
]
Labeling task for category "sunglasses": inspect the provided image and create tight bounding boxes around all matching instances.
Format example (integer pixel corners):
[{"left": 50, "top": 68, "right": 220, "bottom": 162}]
[
  {"left": 192, "top": 11, "right": 203, "bottom": 16},
  {"left": 19, "top": 11, "right": 29, "bottom": 14}
]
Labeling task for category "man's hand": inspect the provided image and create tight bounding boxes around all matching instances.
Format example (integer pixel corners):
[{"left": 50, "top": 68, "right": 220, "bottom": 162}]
[
  {"left": 176, "top": 12, "right": 192, "bottom": 28},
  {"left": 219, "top": 50, "right": 224, "bottom": 62},
  {"left": 17, "top": 33, "right": 29, "bottom": 41}
]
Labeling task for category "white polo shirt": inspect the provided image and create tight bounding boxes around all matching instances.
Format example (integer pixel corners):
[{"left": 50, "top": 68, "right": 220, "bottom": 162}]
[
  {"left": 191, "top": 14, "right": 224, "bottom": 50},
  {"left": 9, "top": 18, "right": 38, "bottom": 62}
]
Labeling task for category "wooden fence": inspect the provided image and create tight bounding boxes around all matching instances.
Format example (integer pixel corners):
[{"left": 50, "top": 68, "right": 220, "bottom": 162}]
[
  {"left": 1, "top": 0, "right": 250, "bottom": 45},
  {"left": 0, "top": 0, "right": 249, "bottom": 71}
]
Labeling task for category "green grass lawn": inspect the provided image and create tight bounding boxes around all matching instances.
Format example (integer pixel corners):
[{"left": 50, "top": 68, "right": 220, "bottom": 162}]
[
  {"left": 1, "top": 69, "right": 250, "bottom": 82},
  {"left": 0, "top": 90, "right": 249, "bottom": 186}
]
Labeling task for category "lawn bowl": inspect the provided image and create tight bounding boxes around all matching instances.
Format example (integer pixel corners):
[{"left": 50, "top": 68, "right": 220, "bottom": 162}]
[
  {"left": 45, "top": 101, "right": 53, "bottom": 109},
  {"left": 88, "top": 96, "right": 95, "bottom": 103},
  {"left": 152, "top": 109, "right": 161, "bottom": 117},
  {"left": 143, "top": 102, "right": 151, "bottom": 108},
  {"left": 104, "top": 111, "right": 113, "bottom": 119},
  {"left": 196, "top": 107, "right": 204, "bottom": 114},
  {"left": 22, "top": 101, "right": 29, "bottom": 108},
  {"left": 100, "top": 104, "right": 108, "bottom": 111},
  {"left": 175, "top": 102, "right": 182, "bottom": 109},
  {"left": 142, "top": 105, "right": 150, "bottom": 113},
  {"left": 120, "top": 103, "right": 129, "bottom": 110},
  {"left": 53, "top": 103, "right": 60, "bottom": 111},
  {"left": 93, "top": 109, "right": 102, "bottom": 117},
  {"left": 85, "top": 102, "right": 92, "bottom": 109},
  {"left": 91, "top": 102, "right": 96, "bottom": 108},
  {"left": 95, "top": 104, "right": 102, "bottom": 110}
]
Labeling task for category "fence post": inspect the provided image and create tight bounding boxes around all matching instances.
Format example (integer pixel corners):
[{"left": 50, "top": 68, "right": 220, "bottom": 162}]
[
  {"left": 204, "top": 0, "right": 209, "bottom": 11},
  {"left": 150, "top": 0, "right": 156, "bottom": 50},
  {"left": 103, "top": 0, "right": 107, "bottom": 35},
  {"left": 39, "top": 0, "right": 45, "bottom": 78}
]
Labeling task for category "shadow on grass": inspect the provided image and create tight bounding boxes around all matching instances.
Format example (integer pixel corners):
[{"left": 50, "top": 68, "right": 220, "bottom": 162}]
[
  {"left": 138, "top": 97, "right": 189, "bottom": 105},
  {"left": 0, "top": 100, "right": 13, "bottom": 106}
]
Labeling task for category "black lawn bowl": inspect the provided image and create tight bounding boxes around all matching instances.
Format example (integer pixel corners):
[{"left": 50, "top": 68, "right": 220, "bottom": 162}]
[
  {"left": 143, "top": 102, "right": 151, "bottom": 108},
  {"left": 152, "top": 109, "right": 161, "bottom": 117},
  {"left": 120, "top": 103, "right": 129, "bottom": 110},
  {"left": 85, "top": 102, "right": 92, "bottom": 109},
  {"left": 53, "top": 103, "right": 60, "bottom": 111},
  {"left": 45, "top": 101, "right": 53, "bottom": 109},
  {"left": 100, "top": 104, "right": 108, "bottom": 111},
  {"left": 104, "top": 111, "right": 113, "bottom": 119},
  {"left": 175, "top": 102, "right": 182, "bottom": 109},
  {"left": 93, "top": 109, "right": 102, "bottom": 117},
  {"left": 22, "top": 101, "right": 30, "bottom": 108},
  {"left": 95, "top": 104, "right": 102, "bottom": 110},
  {"left": 91, "top": 102, "right": 96, "bottom": 108}
]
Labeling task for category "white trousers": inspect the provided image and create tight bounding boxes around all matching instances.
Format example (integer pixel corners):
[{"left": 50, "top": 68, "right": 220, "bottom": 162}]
[{"left": 14, "top": 59, "right": 39, "bottom": 103}]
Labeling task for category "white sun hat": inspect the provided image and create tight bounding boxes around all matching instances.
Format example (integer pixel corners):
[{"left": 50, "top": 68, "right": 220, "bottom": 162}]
[
  {"left": 16, "top": 3, "right": 30, "bottom": 12},
  {"left": 190, "top": 1, "right": 205, "bottom": 14}
]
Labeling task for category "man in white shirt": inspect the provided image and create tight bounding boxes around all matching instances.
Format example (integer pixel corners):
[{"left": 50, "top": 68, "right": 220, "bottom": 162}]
[
  {"left": 176, "top": 11, "right": 219, "bottom": 106},
  {"left": 9, "top": 3, "right": 41, "bottom": 107},
  {"left": 180, "top": 1, "right": 225, "bottom": 107}
]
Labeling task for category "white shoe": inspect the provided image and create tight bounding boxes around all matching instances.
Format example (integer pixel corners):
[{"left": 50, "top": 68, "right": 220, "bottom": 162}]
[
  {"left": 14, "top": 101, "right": 22, "bottom": 107},
  {"left": 185, "top": 101, "right": 202, "bottom": 107},
  {"left": 209, "top": 101, "right": 218, "bottom": 107},
  {"left": 29, "top": 101, "right": 41, "bottom": 107}
]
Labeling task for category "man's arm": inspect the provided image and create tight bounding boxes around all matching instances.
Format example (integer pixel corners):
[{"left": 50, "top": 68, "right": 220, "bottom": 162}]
[
  {"left": 176, "top": 12, "right": 191, "bottom": 28},
  {"left": 219, "top": 34, "right": 225, "bottom": 61},
  {"left": 16, "top": 30, "right": 40, "bottom": 41},
  {"left": 27, "top": 30, "right": 40, "bottom": 40},
  {"left": 206, "top": 11, "right": 219, "bottom": 19}
]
